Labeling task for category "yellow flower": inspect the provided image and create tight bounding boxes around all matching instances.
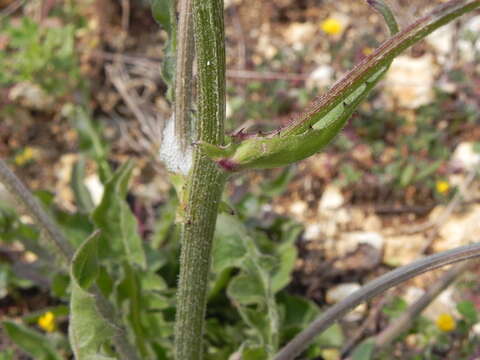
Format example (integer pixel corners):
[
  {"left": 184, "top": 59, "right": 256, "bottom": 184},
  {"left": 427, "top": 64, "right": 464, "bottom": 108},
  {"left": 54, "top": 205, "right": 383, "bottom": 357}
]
[
  {"left": 14, "top": 147, "right": 38, "bottom": 166},
  {"left": 436, "top": 180, "right": 450, "bottom": 194},
  {"left": 321, "top": 18, "right": 343, "bottom": 36},
  {"left": 362, "top": 47, "right": 374, "bottom": 56},
  {"left": 38, "top": 311, "right": 56, "bottom": 332},
  {"left": 436, "top": 313, "right": 456, "bottom": 332}
]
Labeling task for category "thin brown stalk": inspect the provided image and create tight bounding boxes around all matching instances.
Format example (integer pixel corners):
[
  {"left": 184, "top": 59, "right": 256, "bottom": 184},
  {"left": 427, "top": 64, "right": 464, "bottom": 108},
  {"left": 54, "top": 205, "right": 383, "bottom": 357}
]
[
  {"left": 274, "top": 242, "right": 480, "bottom": 360},
  {"left": 374, "top": 261, "right": 473, "bottom": 349}
]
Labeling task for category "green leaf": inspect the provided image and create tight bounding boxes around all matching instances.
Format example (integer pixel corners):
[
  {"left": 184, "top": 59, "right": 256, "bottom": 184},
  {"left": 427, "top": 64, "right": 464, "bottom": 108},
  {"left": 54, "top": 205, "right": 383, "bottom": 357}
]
[
  {"left": 413, "top": 159, "right": 442, "bottom": 182},
  {"left": 457, "top": 300, "right": 478, "bottom": 323},
  {"left": 215, "top": 213, "right": 282, "bottom": 352},
  {"left": 260, "top": 166, "right": 296, "bottom": 197},
  {"left": 66, "top": 104, "right": 111, "bottom": 182},
  {"left": 71, "top": 157, "right": 95, "bottom": 213},
  {"left": 0, "top": 349, "right": 14, "bottom": 360},
  {"left": 278, "top": 294, "right": 343, "bottom": 348},
  {"left": 71, "top": 231, "right": 100, "bottom": 291},
  {"left": 151, "top": 0, "right": 172, "bottom": 31},
  {"left": 3, "top": 321, "right": 62, "bottom": 360},
  {"left": 271, "top": 241, "right": 297, "bottom": 293},
  {"left": 116, "top": 263, "right": 148, "bottom": 356},
  {"left": 241, "top": 346, "right": 268, "bottom": 360},
  {"left": 69, "top": 282, "right": 116, "bottom": 360},
  {"left": 383, "top": 296, "right": 407, "bottom": 319},
  {"left": 227, "top": 272, "right": 266, "bottom": 306},
  {"left": 92, "top": 161, "right": 146, "bottom": 269},
  {"left": 351, "top": 339, "right": 375, "bottom": 360},
  {"left": 400, "top": 163, "right": 415, "bottom": 187}
]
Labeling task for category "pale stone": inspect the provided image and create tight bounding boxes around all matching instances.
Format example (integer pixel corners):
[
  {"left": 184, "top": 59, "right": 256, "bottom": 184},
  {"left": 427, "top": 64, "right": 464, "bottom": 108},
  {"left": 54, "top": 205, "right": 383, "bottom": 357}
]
[
  {"left": 303, "top": 223, "right": 322, "bottom": 241},
  {"left": 384, "top": 55, "right": 437, "bottom": 109},
  {"left": 319, "top": 185, "right": 344, "bottom": 211},
  {"left": 332, "top": 231, "right": 384, "bottom": 258},
  {"left": 284, "top": 22, "right": 317, "bottom": 51},
  {"left": 426, "top": 23, "right": 454, "bottom": 63},
  {"left": 9, "top": 82, "right": 55, "bottom": 110},
  {"left": 403, "top": 275, "right": 457, "bottom": 321},
  {"left": 326, "top": 283, "right": 366, "bottom": 321},
  {"left": 459, "top": 17, "right": 480, "bottom": 62},
  {"left": 326, "top": 283, "right": 361, "bottom": 304},
  {"left": 383, "top": 234, "right": 428, "bottom": 267},
  {"left": 290, "top": 200, "right": 308, "bottom": 217},
  {"left": 433, "top": 205, "right": 480, "bottom": 252},
  {"left": 450, "top": 142, "right": 480, "bottom": 171},
  {"left": 423, "top": 288, "right": 456, "bottom": 321},
  {"left": 307, "top": 65, "right": 334, "bottom": 90}
]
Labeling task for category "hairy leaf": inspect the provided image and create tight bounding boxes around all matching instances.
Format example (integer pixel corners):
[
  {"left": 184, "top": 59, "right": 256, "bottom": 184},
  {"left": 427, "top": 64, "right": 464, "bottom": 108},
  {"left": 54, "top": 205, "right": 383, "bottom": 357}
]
[
  {"left": 69, "top": 282, "right": 116, "bottom": 360},
  {"left": 92, "top": 161, "right": 146, "bottom": 269},
  {"left": 71, "top": 231, "right": 100, "bottom": 291}
]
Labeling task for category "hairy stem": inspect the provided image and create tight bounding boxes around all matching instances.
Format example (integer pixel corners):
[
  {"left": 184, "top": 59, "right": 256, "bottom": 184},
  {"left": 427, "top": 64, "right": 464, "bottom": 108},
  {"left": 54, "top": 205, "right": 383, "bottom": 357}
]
[
  {"left": 281, "top": 0, "right": 480, "bottom": 137},
  {"left": 174, "top": 0, "right": 195, "bottom": 149},
  {"left": 174, "top": 0, "right": 226, "bottom": 358},
  {"left": 0, "top": 159, "right": 139, "bottom": 360},
  {"left": 274, "top": 242, "right": 480, "bottom": 360},
  {"left": 0, "top": 159, "right": 73, "bottom": 263}
]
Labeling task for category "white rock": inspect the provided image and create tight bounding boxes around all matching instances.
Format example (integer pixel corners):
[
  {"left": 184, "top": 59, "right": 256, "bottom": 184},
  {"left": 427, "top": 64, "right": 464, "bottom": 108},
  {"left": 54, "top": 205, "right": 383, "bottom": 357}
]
[
  {"left": 404, "top": 286, "right": 426, "bottom": 305},
  {"left": 423, "top": 288, "right": 456, "bottom": 321},
  {"left": 319, "top": 185, "right": 344, "bottom": 211},
  {"left": 404, "top": 286, "right": 456, "bottom": 322},
  {"left": 433, "top": 204, "right": 480, "bottom": 252},
  {"left": 426, "top": 23, "right": 454, "bottom": 62},
  {"left": 326, "top": 283, "right": 366, "bottom": 321},
  {"left": 450, "top": 142, "right": 480, "bottom": 171},
  {"left": 290, "top": 200, "right": 308, "bottom": 217},
  {"left": 383, "top": 234, "right": 428, "bottom": 267},
  {"left": 284, "top": 22, "right": 317, "bottom": 51},
  {"left": 9, "top": 82, "right": 55, "bottom": 110},
  {"left": 307, "top": 65, "right": 334, "bottom": 90},
  {"left": 384, "top": 55, "right": 437, "bottom": 109},
  {"left": 326, "top": 283, "right": 361, "bottom": 304},
  {"left": 340, "top": 232, "right": 384, "bottom": 254},
  {"left": 330, "top": 231, "right": 383, "bottom": 259},
  {"left": 303, "top": 223, "right": 322, "bottom": 241}
]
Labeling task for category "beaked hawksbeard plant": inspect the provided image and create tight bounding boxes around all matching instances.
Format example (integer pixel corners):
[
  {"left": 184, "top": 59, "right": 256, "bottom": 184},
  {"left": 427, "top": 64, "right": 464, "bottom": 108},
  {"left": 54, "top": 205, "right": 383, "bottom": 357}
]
[{"left": 0, "top": 0, "right": 479, "bottom": 360}]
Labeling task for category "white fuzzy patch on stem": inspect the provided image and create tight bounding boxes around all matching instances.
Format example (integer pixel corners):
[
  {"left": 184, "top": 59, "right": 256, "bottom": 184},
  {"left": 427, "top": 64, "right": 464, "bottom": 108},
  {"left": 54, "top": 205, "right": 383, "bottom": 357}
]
[{"left": 159, "top": 115, "right": 193, "bottom": 175}]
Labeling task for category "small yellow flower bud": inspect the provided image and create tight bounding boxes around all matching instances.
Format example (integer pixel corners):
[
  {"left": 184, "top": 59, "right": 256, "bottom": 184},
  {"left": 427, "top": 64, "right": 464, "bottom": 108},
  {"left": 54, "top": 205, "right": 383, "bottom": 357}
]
[
  {"left": 14, "top": 147, "right": 38, "bottom": 166},
  {"left": 321, "top": 18, "right": 343, "bottom": 36},
  {"left": 38, "top": 311, "right": 56, "bottom": 333},
  {"left": 436, "top": 180, "right": 450, "bottom": 194},
  {"left": 436, "top": 313, "right": 456, "bottom": 332}
]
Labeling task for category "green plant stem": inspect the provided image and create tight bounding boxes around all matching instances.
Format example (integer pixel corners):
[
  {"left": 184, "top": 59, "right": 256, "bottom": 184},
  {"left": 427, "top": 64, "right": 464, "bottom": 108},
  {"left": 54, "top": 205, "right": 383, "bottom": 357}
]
[
  {"left": 174, "top": 0, "right": 226, "bottom": 359},
  {"left": 174, "top": 0, "right": 195, "bottom": 149},
  {"left": 280, "top": 0, "right": 480, "bottom": 137},
  {"left": 274, "top": 242, "right": 480, "bottom": 360},
  {"left": 0, "top": 159, "right": 139, "bottom": 360}
]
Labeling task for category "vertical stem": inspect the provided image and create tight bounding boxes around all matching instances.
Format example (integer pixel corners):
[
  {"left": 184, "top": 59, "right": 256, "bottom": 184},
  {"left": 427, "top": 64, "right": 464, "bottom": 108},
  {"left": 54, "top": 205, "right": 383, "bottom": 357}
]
[
  {"left": 174, "top": 0, "right": 226, "bottom": 359},
  {"left": 174, "top": 0, "right": 195, "bottom": 150}
]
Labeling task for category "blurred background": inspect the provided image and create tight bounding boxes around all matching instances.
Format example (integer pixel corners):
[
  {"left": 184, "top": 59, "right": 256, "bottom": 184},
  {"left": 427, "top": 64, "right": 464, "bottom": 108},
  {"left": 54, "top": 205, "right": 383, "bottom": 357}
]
[{"left": 0, "top": 0, "right": 480, "bottom": 359}]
